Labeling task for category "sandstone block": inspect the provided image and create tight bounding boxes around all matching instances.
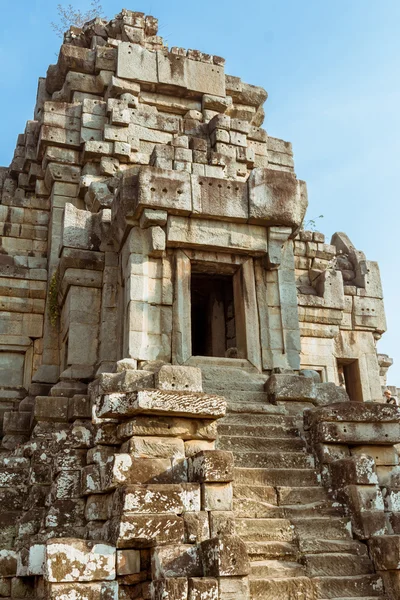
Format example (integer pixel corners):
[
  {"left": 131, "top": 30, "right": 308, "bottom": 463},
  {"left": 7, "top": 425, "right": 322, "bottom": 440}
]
[
  {"left": 34, "top": 396, "right": 69, "bottom": 422},
  {"left": 188, "top": 577, "right": 218, "bottom": 600},
  {"left": 369, "top": 535, "right": 400, "bottom": 570},
  {"left": 46, "top": 581, "right": 118, "bottom": 600},
  {"left": 155, "top": 365, "right": 203, "bottom": 392},
  {"left": 98, "top": 370, "right": 155, "bottom": 394},
  {"left": 184, "top": 511, "right": 210, "bottom": 543},
  {"left": 151, "top": 544, "right": 202, "bottom": 579},
  {"left": 190, "top": 451, "right": 234, "bottom": 483},
  {"left": 305, "top": 402, "right": 400, "bottom": 427},
  {"left": 151, "top": 578, "right": 188, "bottom": 600},
  {"left": 201, "top": 536, "right": 250, "bottom": 577},
  {"left": 248, "top": 168, "right": 307, "bottom": 228},
  {"left": 113, "top": 483, "right": 200, "bottom": 514},
  {"left": 109, "top": 514, "right": 184, "bottom": 548},
  {"left": 0, "top": 549, "right": 17, "bottom": 577},
  {"left": 116, "top": 549, "right": 140, "bottom": 575},
  {"left": 121, "top": 436, "right": 185, "bottom": 459},
  {"left": 266, "top": 374, "right": 348, "bottom": 405},
  {"left": 201, "top": 483, "right": 233, "bottom": 511},
  {"left": 191, "top": 175, "right": 248, "bottom": 222},
  {"left": 313, "top": 421, "right": 400, "bottom": 445},
  {"left": 330, "top": 455, "right": 378, "bottom": 487},
  {"left": 117, "top": 415, "right": 218, "bottom": 441},
  {"left": 209, "top": 512, "right": 236, "bottom": 537},
  {"left": 98, "top": 389, "right": 226, "bottom": 419},
  {"left": 81, "top": 464, "right": 102, "bottom": 495},
  {"left": 351, "top": 445, "right": 399, "bottom": 465},
  {"left": 45, "top": 539, "right": 116, "bottom": 582},
  {"left": 104, "top": 455, "right": 185, "bottom": 489},
  {"left": 185, "top": 440, "right": 215, "bottom": 457}
]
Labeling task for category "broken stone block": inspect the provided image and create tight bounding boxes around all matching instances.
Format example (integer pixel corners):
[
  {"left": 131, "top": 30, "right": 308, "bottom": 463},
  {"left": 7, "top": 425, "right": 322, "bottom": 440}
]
[
  {"left": 151, "top": 544, "right": 202, "bottom": 579},
  {"left": 116, "top": 549, "right": 140, "bottom": 575},
  {"left": 97, "top": 389, "right": 226, "bottom": 419},
  {"left": 201, "top": 483, "right": 233, "bottom": 511},
  {"left": 155, "top": 365, "right": 203, "bottom": 392},
  {"left": 190, "top": 451, "right": 234, "bottom": 483},
  {"left": 184, "top": 511, "right": 210, "bottom": 543},
  {"left": 45, "top": 538, "right": 116, "bottom": 582},
  {"left": 201, "top": 535, "right": 250, "bottom": 577}
]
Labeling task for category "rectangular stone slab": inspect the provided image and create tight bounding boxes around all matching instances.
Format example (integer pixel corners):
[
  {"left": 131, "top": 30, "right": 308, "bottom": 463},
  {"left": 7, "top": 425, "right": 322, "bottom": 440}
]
[
  {"left": 305, "top": 402, "right": 400, "bottom": 428},
  {"left": 109, "top": 514, "right": 184, "bottom": 548},
  {"left": 45, "top": 539, "right": 116, "bottom": 582},
  {"left": 117, "top": 415, "right": 218, "bottom": 441},
  {"left": 97, "top": 389, "right": 226, "bottom": 419},
  {"left": 167, "top": 216, "right": 268, "bottom": 255},
  {"left": 312, "top": 421, "right": 400, "bottom": 445},
  {"left": 46, "top": 582, "right": 118, "bottom": 599},
  {"left": 113, "top": 483, "right": 200, "bottom": 514}
]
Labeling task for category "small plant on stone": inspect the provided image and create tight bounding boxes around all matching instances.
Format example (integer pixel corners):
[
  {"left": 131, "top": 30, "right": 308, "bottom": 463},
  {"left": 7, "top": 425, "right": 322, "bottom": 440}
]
[
  {"left": 51, "top": 0, "right": 106, "bottom": 37},
  {"left": 302, "top": 214, "right": 324, "bottom": 231},
  {"left": 48, "top": 270, "right": 60, "bottom": 326}
]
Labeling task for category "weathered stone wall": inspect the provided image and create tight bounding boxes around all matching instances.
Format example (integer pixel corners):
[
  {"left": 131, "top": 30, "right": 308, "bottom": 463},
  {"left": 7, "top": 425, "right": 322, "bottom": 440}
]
[{"left": 0, "top": 7, "right": 397, "bottom": 600}]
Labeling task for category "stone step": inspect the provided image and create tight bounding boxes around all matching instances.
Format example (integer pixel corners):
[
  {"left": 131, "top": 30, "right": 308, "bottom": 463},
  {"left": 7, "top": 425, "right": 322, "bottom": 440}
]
[
  {"left": 318, "top": 598, "right": 387, "bottom": 600},
  {"left": 292, "top": 517, "right": 352, "bottom": 541},
  {"left": 219, "top": 422, "right": 300, "bottom": 438},
  {"left": 226, "top": 401, "right": 286, "bottom": 414},
  {"left": 314, "top": 574, "right": 383, "bottom": 598},
  {"left": 218, "top": 435, "right": 305, "bottom": 453},
  {"left": 236, "top": 518, "right": 295, "bottom": 542},
  {"left": 200, "top": 365, "right": 268, "bottom": 392},
  {"left": 246, "top": 541, "right": 298, "bottom": 562},
  {"left": 234, "top": 498, "right": 283, "bottom": 519},
  {"left": 233, "top": 451, "right": 314, "bottom": 469},
  {"left": 304, "top": 552, "right": 374, "bottom": 577},
  {"left": 250, "top": 576, "right": 315, "bottom": 600},
  {"left": 299, "top": 537, "right": 369, "bottom": 556},
  {"left": 282, "top": 502, "right": 342, "bottom": 519},
  {"left": 222, "top": 390, "right": 273, "bottom": 404},
  {"left": 250, "top": 559, "right": 305, "bottom": 578},
  {"left": 234, "top": 467, "right": 319, "bottom": 487},
  {"left": 277, "top": 486, "right": 329, "bottom": 505},
  {"left": 220, "top": 412, "right": 298, "bottom": 427}
]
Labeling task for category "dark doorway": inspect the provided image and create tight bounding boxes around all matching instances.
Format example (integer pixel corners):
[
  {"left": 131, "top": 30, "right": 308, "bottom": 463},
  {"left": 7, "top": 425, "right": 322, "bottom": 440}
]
[
  {"left": 337, "top": 359, "right": 363, "bottom": 402},
  {"left": 191, "top": 272, "right": 237, "bottom": 357}
]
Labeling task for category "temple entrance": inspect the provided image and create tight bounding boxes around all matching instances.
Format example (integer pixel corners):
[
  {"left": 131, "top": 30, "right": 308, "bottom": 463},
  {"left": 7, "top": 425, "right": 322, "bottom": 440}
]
[
  {"left": 337, "top": 358, "right": 363, "bottom": 402},
  {"left": 190, "top": 272, "right": 237, "bottom": 357}
]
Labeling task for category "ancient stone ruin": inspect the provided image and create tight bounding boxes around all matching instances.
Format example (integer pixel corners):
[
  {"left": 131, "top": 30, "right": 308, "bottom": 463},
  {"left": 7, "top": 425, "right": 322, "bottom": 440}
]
[{"left": 0, "top": 7, "right": 399, "bottom": 600}]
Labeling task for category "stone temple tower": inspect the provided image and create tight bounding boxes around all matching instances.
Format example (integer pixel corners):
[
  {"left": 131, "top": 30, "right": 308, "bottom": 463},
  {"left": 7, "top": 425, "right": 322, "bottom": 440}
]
[{"left": 0, "top": 8, "right": 399, "bottom": 600}]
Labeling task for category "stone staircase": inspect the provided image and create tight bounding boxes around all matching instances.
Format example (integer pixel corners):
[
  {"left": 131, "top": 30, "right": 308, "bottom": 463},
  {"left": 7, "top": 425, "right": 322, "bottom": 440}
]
[{"left": 201, "top": 365, "right": 386, "bottom": 600}]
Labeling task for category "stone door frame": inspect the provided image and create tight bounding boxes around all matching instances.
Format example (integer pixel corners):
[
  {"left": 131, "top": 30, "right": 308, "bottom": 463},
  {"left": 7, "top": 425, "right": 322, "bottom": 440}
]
[{"left": 172, "top": 249, "right": 262, "bottom": 371}]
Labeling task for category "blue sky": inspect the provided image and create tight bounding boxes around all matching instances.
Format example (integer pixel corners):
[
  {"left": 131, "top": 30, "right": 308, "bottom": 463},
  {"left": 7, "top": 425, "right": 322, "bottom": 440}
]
[{"left": 1, "top": 0, "right": 399, "bottom": 384}]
